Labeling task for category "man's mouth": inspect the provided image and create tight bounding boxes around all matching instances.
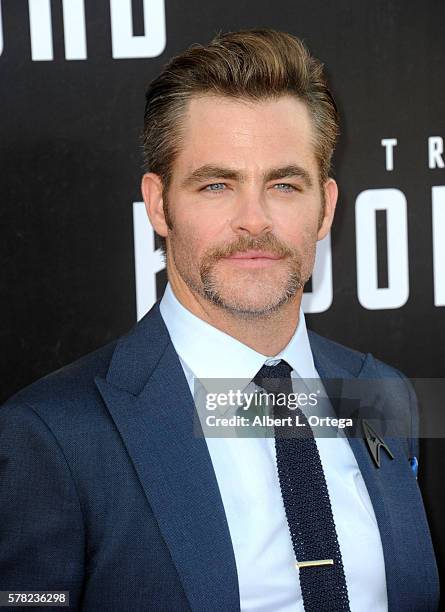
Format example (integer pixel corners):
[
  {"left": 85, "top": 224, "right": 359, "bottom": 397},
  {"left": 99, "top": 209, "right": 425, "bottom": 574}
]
[
  {"left": 222, "top": 250, "right": 284, "bottom": 267},
  {"left": 227, "top": 250, "right": 282, "bottom": 259}
]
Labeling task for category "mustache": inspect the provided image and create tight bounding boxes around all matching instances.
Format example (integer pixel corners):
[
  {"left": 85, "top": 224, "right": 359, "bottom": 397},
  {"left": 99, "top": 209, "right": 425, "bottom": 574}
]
[{"left": 202, "top": 234, "right": 295, "bottom": 261}]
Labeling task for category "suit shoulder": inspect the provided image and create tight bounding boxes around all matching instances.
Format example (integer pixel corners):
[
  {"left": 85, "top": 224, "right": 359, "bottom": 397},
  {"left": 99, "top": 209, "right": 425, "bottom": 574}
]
[
  {"left": 2, "top": 339, "right": 118, "bottom": 416},
  {"left": 308, "top": 330, "right": 367, "bottom": 376},
  {"left": 1, "top": 305, "right": 165, "bottom": 425},
  {"left": 308, "top": 329, "right": 409, "bottom": 379}
]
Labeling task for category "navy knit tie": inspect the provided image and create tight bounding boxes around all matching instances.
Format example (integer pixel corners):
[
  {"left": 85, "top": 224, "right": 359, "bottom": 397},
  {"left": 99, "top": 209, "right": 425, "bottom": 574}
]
[{"left": 253, "top": 360, "right": 351, "bottom": 612}]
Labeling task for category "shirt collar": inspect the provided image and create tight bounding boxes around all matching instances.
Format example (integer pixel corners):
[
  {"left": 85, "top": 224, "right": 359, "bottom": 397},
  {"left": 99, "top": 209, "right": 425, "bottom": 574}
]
[{"left": 159, "top": 282, "right": 317, "bottom": 382}]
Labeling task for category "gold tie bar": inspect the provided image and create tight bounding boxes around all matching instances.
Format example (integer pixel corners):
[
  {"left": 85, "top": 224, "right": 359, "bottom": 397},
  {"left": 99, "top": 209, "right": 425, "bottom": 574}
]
[{"left": 296, "top": 559, "right": 334, "bottom": 569}]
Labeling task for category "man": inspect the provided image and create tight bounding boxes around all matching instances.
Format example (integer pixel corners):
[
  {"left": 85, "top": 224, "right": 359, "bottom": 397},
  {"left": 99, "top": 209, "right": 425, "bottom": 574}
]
[{"left": 0, "top": 29, "right": 439, "bottom": 611}]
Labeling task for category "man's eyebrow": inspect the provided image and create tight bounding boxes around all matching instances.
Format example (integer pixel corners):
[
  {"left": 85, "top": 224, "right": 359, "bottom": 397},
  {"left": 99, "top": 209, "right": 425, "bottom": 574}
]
[
  {"left": 181, "top": 165, "right": 243, "bottom": 188},
  {"left": 180, "top": 164, "right": 313, "bottom": 189},
  {"left": 264, "top": 165, "right": 313, "bottom": 188}
]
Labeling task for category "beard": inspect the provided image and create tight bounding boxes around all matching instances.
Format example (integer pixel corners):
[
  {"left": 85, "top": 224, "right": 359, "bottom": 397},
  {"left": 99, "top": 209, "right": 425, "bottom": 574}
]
[{"left": 170, "top": 230, "right": 316, "bottom": 319}]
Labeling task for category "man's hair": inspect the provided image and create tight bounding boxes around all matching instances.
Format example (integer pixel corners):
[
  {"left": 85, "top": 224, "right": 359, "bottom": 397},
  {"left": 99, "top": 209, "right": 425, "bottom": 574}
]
[{"left": 142, "top": 29, "right": 340, "bottom": 250}]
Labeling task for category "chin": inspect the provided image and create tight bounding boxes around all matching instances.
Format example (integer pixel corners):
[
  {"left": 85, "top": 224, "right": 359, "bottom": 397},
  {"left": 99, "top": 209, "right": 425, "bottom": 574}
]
[
  {"left": 202, "top": 276, "right": 300, "bottom": 318},
  {"left": 212, "top": 295, "right": 294, "bottom": 318}
]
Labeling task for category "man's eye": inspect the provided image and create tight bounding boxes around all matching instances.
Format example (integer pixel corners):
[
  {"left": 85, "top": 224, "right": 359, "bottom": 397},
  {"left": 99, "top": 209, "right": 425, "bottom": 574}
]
[
  {"left": 203, "top": 183, "right": 226, "bottom": 192},
  {"left": 273, "top": 183, "right": 297, "bottom": 192}
]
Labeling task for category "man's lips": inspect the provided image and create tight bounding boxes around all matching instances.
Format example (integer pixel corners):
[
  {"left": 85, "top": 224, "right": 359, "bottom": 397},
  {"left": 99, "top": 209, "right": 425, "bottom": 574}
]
[
  {"left": 221, "top": 250, "right": 284, "bottom": 268},
  {"left": 225, "top": 250, "right": 283, "bottom": 260}
]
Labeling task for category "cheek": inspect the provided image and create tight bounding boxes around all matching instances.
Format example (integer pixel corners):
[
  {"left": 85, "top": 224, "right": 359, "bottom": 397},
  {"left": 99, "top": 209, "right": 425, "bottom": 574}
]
[
  {"left": 171, "top": 202, "right": 228, "bottom": 248},
  {"left": 275, "top": 219, "right": 317, "bottom": 248},
  {"left": 170, "top": 213, "right": 215, "bottom": 261}
]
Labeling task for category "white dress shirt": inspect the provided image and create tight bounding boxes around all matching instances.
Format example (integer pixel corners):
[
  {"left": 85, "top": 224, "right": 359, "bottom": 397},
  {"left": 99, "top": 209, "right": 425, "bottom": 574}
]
[{"left": 160, "top": 283, "right": 388, "bottom": 612}]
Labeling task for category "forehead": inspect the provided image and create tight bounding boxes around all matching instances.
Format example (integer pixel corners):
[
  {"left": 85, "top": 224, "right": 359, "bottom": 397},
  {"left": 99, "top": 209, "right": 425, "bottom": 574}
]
[{"left": 172, "top": 94, "right": 318, "bottom": 178}]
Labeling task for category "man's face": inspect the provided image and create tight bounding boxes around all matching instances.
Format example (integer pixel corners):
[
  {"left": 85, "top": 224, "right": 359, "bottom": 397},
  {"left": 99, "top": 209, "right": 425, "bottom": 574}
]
[{"left": 147, "top": 94, "right": 337, "bottom": 317}]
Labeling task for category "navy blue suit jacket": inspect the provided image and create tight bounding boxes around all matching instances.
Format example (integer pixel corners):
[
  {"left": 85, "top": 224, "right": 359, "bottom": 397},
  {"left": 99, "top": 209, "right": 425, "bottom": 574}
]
[{"left": 0, "top": 302, "right": 439, "bottom": 611}]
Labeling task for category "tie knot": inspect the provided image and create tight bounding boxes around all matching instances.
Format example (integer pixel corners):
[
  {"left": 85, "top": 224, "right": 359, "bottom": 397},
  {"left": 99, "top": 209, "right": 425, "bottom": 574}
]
[
  {"left": 256, "top": 360, "right": 293, "bottom": 379},
  {"left": 253, "top": 360, "right": 293, "bottom": 395}
]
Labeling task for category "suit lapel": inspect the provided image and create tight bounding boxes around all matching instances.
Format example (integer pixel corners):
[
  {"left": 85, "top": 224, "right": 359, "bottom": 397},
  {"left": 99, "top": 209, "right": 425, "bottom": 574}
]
[
  {"left": 309, "top": 333, "right": 436, "bottom": 611},
  {"left": 95, "top": 304, "right": 240, "bottom": 612}
]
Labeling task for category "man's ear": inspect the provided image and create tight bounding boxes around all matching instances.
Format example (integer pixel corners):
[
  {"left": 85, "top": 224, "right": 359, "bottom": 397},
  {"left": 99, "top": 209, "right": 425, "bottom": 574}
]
[
  {"left": 317, "top": 178, "right": 338, "bottom": 241},
  {"left": 141, "top": 172, "right": 169, "bottom": 238}
]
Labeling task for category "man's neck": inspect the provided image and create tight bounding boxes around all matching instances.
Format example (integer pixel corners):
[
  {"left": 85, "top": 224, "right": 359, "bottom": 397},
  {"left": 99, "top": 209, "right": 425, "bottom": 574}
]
[{"left": 168, "top": 279, "right": 302, "bottom": 357}]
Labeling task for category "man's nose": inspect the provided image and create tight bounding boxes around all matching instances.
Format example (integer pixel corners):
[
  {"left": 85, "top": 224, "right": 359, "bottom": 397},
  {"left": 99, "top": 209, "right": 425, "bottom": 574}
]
[{"left": 229, "top": 190, "right": 273, "bottom": 237}]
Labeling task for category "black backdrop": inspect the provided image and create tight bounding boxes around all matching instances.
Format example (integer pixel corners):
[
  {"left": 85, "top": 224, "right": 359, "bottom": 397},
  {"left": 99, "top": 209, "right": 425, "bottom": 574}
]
[{"left": 1, "top": 0, "right": 444, "bottom": 598}]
